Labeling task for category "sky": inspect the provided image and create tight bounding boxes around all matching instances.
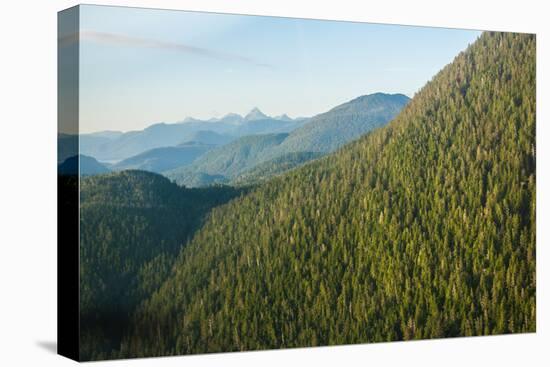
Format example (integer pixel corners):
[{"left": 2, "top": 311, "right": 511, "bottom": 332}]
[{"left": 71, "top": 5, "right": 481, "bottom": 133}]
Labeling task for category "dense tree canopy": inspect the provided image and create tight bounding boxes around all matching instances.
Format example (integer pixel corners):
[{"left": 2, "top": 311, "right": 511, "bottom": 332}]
[
  {"left": 117, "top": 32, "right": 535, "bottom": 359},
  {"left": 79, "top": 31, "right": 535, "bottom": 361},
  {"left": 79, "top": 171, "right": 244, "bottom": 360},
  {"left": 232, "top": 152, "right": 324, "bottom": 186}
]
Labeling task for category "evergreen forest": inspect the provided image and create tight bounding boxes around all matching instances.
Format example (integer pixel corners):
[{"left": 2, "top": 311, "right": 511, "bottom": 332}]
[{"left": 73, "top": 32, "right": 536, "bottom": 360}]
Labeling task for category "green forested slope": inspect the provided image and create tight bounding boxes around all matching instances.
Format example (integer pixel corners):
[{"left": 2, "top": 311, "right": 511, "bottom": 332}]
[
  {"left": 112, "top": 143, "right": 214, "bottom": 173},
  {"left": 79, "top": 171, "right": 244, "bottom": 360},
  {"left": 232, "top": 151, "right": 324, "bottom": 185},
  {"left": 118, "top": 32, "right": 535, "bottom": 358},
  {"left": 271, "top": 93, "right": 409, "bottom": 154},
  {"left": 166, "top": 133, "right": 289, "bottom": 186}
]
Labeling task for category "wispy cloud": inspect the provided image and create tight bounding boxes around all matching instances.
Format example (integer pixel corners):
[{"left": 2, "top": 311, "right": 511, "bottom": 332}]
[{"left": 59, "top": 30, "right": 274, "bottom": 69}]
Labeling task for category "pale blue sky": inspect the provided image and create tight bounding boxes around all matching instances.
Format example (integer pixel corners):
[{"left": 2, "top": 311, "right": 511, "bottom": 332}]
[{"left": 77, "top": 5, "right": 481, "bottom": 133}]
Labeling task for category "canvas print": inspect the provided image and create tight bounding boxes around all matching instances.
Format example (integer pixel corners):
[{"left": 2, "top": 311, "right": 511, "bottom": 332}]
[{"left": 57, "top": 4, "right": 536, "bottom": 361}]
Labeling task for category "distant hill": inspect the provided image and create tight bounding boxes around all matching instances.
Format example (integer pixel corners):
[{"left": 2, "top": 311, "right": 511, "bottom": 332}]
[
  {"left": 180, "top": 130, "right": 235, "bottom": 146},
  {"left": 79, "top": 133, "right": 122, "bottom": 161},
  {"left": 271, "top": 93, "right": 410, "bottom": 155},
  {"left": 84, "top": 130, "right": 124, "bottom": 139},
  {"left": 168, "top": 93, "right": 409, "bottom": 187},
  {"left": 58, "top": 154, "right": 110, "bottom": 176},
  {"left": 80, "top": 122, "right": 227, "bottom": 162},
  {"left": 111, "top": 143, "right": 214, "bottom": 173},
  {"left": 166, "top": 133, "right": 289, "bottom": 186}
]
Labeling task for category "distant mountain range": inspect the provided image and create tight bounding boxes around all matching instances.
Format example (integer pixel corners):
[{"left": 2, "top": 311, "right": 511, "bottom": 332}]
[
  {"left": 189, "top": 108, "right": 302, "bottom": 125},
  {"left": 62, "top": 93, "right": 409, "bottom": 187},
  {"left": 73, "top": 108, "right": 306, "bottom": 162},
  {"left": 168, "top": 93, "right": 410, "bottom": 187}
]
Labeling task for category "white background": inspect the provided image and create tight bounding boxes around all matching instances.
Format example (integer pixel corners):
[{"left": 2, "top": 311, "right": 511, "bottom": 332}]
[{"left": 0, "top": 0, "right": 548, "bottom": 365}]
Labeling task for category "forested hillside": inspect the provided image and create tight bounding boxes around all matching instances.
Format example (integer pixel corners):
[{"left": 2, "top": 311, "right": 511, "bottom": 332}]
[
  {"left": 79, "top": 171, "right": 244, "bottom": 360},
  {"left": 112, "top": 143, "right": 214, "bottom": 173},
  {"left": 232, "top": 152, "right": 324, "bottom": 185},
  {"left": 116, "top": 32, "right": 535, "bottom": 359},
  {"left": 167, "top": 133, "right": 290, "bottom": 187},
  {"left": 270, "top": 93, "right": 409, "bottom": 155}
]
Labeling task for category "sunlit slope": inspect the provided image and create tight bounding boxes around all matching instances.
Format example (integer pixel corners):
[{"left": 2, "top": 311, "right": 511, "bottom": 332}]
[{"left": 121, "top": 32, "right": 535, "bottom": 358}]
